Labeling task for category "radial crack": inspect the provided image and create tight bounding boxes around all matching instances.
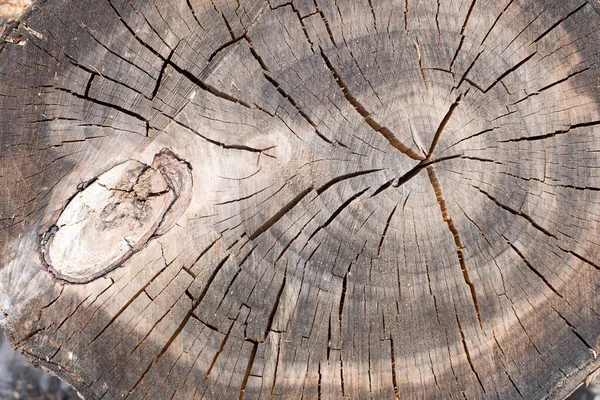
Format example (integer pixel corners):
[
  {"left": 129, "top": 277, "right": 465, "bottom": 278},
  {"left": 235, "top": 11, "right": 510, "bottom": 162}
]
[
  {"left": 428, "top": 166, "right": 483, "bottom": 330},
  {"left": 126, "top": 284, "right": 205, "bottom": 398},
  {"left": 499, "top": 120, "right": 600, "bottom": 143},
  {"left": 262, "top": 276, "right": 286, "bottom": 341},
  {"left": 426, "top": 94, "right": 463, "bottom": 160},
  {"left": 466, "top": 52, "right": 537, "bottom": 94},
  {"left": 315, "top": 169, "right": 381, "bottom": 195},
  {"left": 239, "top": 341, "right": 258, "bottom": 400},
  {"left": 475, "top": 186, "right": 557, "bottom": 239},
  {"left": 551, "top": 307, "right": 594, "bottom": 350},
  {"left": 444, "top": 127, "right": 495, "bottom": 151},
  {"left": 450, "top": 0, "right": 477, "bottom": 71},
  {"left": 414, "top": 39, "right": 429, "bottom": 92},
  {"left": 319, "top": 48, "right": 424, "bottom": 160},
  {"left": 165, "top": 116, "right": 274, "bottom": 154},
  {"left": 149, "top": 47, "right": 174, "bottom": 100},
  {"left": 507, "top": 242, "right": 567, "bottom": 302},
  {"left": 89, "top": 259, "right": 171, "bottom": 344},
  {"left": 371, "top": 154, "right": 463, "bottom": 198},
  {"left": 378, "top": 205, "right": 398, "bottom": 257},
  {"left": 54, "top": 87, "right": 148, "bottom": 133},
  {"left": 307, "top": 187, "right": 370, "bottom": 242},
  {"left": 106, "top": 0, "right": 252, "bottom": 108},
  {"left": 508, "top": 67, "right": 591, "bottom": 107},
  {"left": 389, "top": 338, "right": 400, "bottom": 399},
  {"left": 262, "top": 73, "right": 334, "bottom": 144},
  {"left": 480, "top": 0, "right": 515, "bottom": 45},
  {"left": 533, "top": 3, "right": 587, "bottom": 43},
  {"left": 249, "top": 186, "right": 314, "bottom": 240},
  {"left": 454, "top": 306, "right": 486, "bottom": 393}
]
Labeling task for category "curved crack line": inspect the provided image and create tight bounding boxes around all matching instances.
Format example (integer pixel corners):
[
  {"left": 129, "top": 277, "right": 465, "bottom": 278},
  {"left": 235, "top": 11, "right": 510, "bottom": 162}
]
[
  {"left": 164, "top": 116, "right": 275, "bottom": 155},
  {"left": 426, "top": 94, "right": 463, "bottom": 161},
  {"left": 427, "top": 166, "right": 484, "bottom": 331},
  {"left": 249, "top": 186, "right": 314, "bottom": 240},
  {"left": 371, "top": 154, "right": 463, "bottom": 197},
  {"left": 315, "top": 169, "right": 381, "bottom": 195},
  {"left": 454, "top": 304, "right": 486, "bottom": 393},
  {"left": 474, "top": 186, "right": 557, "bottom": 239},
  {"left": 506, "top": 241, "right": 568, "bottom": 304},
  {"left": 319, "top": 47, "right": 424, "bottom": 160}
]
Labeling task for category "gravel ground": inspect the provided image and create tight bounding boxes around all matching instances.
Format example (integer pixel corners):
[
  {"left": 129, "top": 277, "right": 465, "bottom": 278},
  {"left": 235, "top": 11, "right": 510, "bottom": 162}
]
[
  {"left": 0, "top": 1, "right": 598, "bottom": 399},
  {"left": 0, "top": 330, "right": 79, "bottom": 400}
]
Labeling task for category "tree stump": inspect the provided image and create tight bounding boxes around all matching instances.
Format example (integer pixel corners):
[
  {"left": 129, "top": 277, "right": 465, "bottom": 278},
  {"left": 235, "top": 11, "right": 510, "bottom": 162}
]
[{"left": 1, "top": 0, "right": 600, "bottom": 398}]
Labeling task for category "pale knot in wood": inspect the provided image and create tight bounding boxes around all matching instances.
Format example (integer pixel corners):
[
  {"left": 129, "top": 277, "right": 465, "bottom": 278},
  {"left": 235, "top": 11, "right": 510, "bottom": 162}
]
[{"left": 40, "top": 148, "right": 193, "bottom": 283}]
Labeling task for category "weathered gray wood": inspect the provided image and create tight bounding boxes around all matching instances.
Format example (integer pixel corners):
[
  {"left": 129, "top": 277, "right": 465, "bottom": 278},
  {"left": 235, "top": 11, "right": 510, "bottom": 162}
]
[{"left": 1, "top": 0, "right": 600, "bottom": 398}]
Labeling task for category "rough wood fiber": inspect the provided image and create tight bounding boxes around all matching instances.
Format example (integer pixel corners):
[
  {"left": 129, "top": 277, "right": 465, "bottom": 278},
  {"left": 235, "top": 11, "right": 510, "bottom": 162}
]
[{"left": 1, "top": 0, "right": 600, "bottom": 399}]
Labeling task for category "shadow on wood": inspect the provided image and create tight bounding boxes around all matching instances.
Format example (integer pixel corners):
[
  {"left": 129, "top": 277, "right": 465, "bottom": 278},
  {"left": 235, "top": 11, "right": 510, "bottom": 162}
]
[{"left": 1, "top": 0, "right": 600, "bottom": 398}]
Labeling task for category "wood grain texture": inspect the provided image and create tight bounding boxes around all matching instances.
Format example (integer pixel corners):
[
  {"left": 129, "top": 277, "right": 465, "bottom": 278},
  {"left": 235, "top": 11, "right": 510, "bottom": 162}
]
[{"left": 1, "top": 0, "right": 600, "bottom": 398}]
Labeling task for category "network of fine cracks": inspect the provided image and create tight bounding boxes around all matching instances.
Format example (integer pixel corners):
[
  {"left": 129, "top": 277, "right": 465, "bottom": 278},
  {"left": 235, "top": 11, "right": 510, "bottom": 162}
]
[{"left": 2, "top": 0, "right": 600, "bottom": 399}]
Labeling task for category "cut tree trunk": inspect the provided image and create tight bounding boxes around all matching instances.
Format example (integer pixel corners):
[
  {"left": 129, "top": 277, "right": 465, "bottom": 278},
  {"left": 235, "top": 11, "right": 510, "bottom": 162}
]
[{"left": 1, "top": 0, "right": 600, "bottom": 398}]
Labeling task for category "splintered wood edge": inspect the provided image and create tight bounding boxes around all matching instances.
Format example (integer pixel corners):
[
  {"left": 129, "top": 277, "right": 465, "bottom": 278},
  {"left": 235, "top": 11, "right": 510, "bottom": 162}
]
[
  {"left": 548, "top": 361, "right": 600, "bottom": 400},
  {"left": 40, "top": 148, "right": 192, "bottom": 284}
]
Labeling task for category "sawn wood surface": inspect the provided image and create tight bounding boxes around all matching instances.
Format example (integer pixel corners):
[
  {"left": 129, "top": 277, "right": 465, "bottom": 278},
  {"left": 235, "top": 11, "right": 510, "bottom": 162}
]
[{"left": 2, "top": 0, "right": 600, "bottom": 398}]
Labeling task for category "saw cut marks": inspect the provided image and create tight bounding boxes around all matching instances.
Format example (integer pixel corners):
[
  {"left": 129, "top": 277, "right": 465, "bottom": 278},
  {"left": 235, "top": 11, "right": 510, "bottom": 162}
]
[{"left": 41, "top": 149, "right": 192, "bottom": 283}]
